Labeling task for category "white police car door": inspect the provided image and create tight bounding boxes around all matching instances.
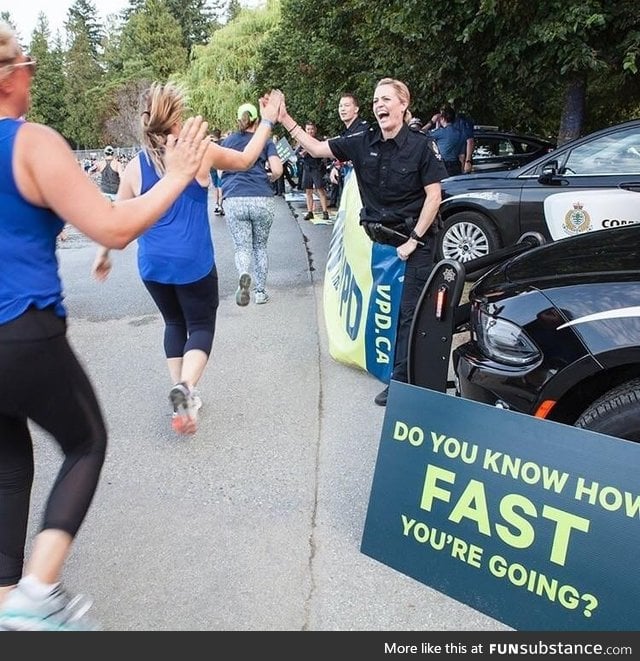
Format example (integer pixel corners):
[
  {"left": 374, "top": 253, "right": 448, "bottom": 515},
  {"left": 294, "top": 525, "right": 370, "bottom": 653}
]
[{"left": 543, "top": 188, "right": 640, "bottom": 240}]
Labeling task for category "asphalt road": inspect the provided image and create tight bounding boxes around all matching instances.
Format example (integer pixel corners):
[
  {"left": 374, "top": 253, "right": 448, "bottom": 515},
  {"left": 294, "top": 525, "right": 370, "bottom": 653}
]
[{"left": 26, "top": 191, "right": 507, "bottom": 632}]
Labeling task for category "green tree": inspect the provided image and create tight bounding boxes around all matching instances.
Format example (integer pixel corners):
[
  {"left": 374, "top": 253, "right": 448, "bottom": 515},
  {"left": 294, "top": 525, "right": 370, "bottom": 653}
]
[
  {"left": 63, "top": 1, "right": 106, "bottom": 147},
  {"left": 179, "top": 1, "right": 279, "bottom": 129},
  {"left": 227, "top": 0, "right": 243, "bottom": 23},
  {"left": 118, "top": 0, "right": 188, "bottom": 80},
  {"left": 164, "top": 0, "right": 221, "bottom": 50},
  {"left": 256, "top": 0, "right": 378, "bottom": 136},
  {"left": 7, "top": 1, "right": 640, "bottom": 146},
  {"left": 461, "top": 0, "right": 640, "bottom": 141},
  {"left": 92, "top": 0, "right": 187, "bottom": 145},
  {"left": 258, "top": 0, "right": 640, "bottom": 142},
  {"left": 100, "top": 12, "right": 127, "bottom": 78},
  {"left": 125, "top": 0, "right": 221, "bottom": 53},
  {"left": 27, "top": 15, "right": 67, "bottom": 134},
  {"left": 66, "top": 0, "right": 105, "bottom": 54}
]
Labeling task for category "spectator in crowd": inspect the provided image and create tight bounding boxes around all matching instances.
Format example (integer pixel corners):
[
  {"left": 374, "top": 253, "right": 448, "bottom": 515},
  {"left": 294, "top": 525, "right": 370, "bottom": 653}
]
[
  {"left": 427, "top": 105, "right": 465, "bottom": 176},
  {"left": 294, "top": 139, "right": 305, "bottom": 191},
  {"left": 210, "top": 128, "right": 225, "bottom": 215},
  {"left": 300, "top": 121, "right": 330, "bottom": 221},
  {"left": 269, "top": 135, "right": 286, "bottom": 196},
  {"left": 451, "top": 103, "right": 475, "bottom": 173},
  {"left": 92, "top": 84, "right": 282, "bottom": 435},
  {"left": 425, "top": 102, "right": 475, "bottom": 173},
  {"left": 0, "top": 20, "right": 210, "bottom": 631},
  {"left": 277, "top": 78, "right": 447, "bottom": 406},
  {"left": 328, "top": 93, "right": 368, "bottom": 207},
  {"left": 221, "top": 102, "right": 283, "bottom": 306},
  {"left": 89, "top": 145, "right": 125, "bottom": 199}
]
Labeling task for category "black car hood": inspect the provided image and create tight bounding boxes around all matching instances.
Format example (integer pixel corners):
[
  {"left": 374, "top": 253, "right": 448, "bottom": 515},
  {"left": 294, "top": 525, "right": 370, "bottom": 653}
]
[{"left": 477, "top": 225, "right": 640, "bottom": 296}]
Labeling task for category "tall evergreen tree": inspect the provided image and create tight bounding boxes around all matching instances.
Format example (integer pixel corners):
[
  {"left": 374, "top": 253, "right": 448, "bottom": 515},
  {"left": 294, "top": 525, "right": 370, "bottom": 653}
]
[
  {"left": 125, "top": 0, "right": 222, "bottom": 53},
  {"left": 226, "top": 0, "right": 243, "bottom": 23},
  {"left": 118, "top": 0, "right": 188, "bottom": 80},
  {"left": 63, "top": 1, "right": 105, "bottom": 147},
  {"left": 27, "top": 15, "right": 67, "bottom": 135},
  {"left": 66, "top": 0, "right": 105, "bottom": 55},
  {"left": 165, "top": 0, "right": 221, "bottom": 51}
]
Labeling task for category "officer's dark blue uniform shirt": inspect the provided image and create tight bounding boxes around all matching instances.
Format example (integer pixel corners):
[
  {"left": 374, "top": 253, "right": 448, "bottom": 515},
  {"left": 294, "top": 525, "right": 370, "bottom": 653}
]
[
  {"left": 340, "top": 116, "right": 368, "bottom": 138},
  {"left": 328, "top": 123, "right": 447, "bottom": 225}
]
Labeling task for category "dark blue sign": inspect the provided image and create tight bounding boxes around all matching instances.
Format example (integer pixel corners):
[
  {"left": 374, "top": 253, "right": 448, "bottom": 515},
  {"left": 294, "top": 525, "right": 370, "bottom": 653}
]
[{"left": 361, "top": 382, "right": 640, "bottom": 630}]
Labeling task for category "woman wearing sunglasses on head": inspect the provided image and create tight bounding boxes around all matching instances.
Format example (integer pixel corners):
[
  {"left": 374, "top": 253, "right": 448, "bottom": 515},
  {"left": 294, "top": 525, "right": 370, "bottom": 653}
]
[{"left": 0, "top": 21, "right": 211, "bottom": 630}]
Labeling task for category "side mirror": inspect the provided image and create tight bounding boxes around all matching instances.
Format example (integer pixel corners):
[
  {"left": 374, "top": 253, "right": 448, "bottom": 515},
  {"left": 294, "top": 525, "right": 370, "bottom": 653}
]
[{"left": 538, "top": 160, "right": 559, "bottom": 184}]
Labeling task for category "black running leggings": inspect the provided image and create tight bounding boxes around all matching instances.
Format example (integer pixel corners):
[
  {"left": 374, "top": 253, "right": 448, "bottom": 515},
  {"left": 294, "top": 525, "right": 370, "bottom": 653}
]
[
  {"left": 142, "top": 266, "right": 219, "bottom": 359},
  {"left": 0, "top": 307, "right": 107, "bottom": 586}
]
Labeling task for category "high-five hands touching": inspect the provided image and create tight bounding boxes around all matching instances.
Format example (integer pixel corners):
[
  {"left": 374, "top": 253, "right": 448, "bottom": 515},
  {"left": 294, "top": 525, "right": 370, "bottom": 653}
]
[{"left": 259, "top": 89, "right": 284, "bottom": 125}]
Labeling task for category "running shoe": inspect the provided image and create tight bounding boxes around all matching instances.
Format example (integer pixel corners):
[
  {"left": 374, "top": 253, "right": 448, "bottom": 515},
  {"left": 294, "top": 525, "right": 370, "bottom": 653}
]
[
  {"left": 191, "top": 388, "right": 203, "bottom": 411},
  {"left": 0, "top": 582, "right": 99, "bottom": 631},
  {"left": 169, "top": 382, "right": 198, "bottom": 435},
  {"left": 235, "top": 273, "right": 252, "bottom": 307},
  {"left": 255, "top": 291, "right": 270, "bottom": 305}
]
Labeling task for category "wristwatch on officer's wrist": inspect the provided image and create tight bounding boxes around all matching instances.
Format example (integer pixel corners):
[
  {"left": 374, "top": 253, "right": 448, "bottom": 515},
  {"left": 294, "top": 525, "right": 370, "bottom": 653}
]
[{"left": 410, "top": 229, "right": 424, "bottom": 242}]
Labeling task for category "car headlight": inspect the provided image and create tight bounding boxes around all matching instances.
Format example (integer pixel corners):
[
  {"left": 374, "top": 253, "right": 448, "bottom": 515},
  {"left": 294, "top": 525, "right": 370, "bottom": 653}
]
[{"left": 474, "top": 308, "right": 540, "bottom": 366}]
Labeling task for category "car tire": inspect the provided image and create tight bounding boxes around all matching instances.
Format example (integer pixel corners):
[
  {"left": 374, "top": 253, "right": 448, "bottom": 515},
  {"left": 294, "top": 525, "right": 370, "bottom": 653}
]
[
  {"left": 437, "top": 211, "right": 500, "bottom": 262},
  {"left": 575, "top": 378, "right": 640, "bottom": 442}
]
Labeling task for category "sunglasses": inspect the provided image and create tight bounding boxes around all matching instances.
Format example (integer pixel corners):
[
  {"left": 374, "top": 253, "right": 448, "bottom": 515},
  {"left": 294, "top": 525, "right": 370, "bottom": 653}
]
[{"left": 10, "top": 55, "right": 37, "bottom": 74}]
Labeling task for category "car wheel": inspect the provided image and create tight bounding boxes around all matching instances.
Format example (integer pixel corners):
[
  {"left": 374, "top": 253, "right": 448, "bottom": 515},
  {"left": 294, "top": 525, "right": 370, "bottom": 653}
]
[
  {"left": 575, "top": 378, "right": 640, "bottom": 442},
  {"left": 437, "top": 211, "right": 500, "bottom": 262}
]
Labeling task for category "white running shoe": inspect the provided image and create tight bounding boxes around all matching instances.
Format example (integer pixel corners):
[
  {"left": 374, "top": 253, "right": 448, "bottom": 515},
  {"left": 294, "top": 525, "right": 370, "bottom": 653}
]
[
  {"left": 169, "top": 382, "right": 198, "bottom": 435},
  {"left": 0, "top": 581, "right": 99, "bottom": 631}
]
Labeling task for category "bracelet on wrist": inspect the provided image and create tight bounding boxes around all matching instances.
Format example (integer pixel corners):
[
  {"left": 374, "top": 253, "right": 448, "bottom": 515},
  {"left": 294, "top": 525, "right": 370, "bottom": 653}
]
[
  {"left": 288, "top": 123, "right": 299, "bottom": 133},
  {"left": 410, "top": 229, "right": 424, "bottom": 242},
  {"left": 260, "top": 118, "right": 274, "bottom": 129}
]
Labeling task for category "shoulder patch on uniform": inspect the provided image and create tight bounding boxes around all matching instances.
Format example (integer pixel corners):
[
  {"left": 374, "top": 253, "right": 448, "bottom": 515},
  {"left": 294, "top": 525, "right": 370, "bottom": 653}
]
[{"left": 429, "top": 139, "right": 443, "bottom": 160}]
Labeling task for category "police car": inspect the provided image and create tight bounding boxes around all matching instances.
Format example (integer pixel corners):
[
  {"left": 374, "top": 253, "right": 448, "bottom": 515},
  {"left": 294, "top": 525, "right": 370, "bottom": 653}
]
[
  {"left": 451, "top": 224, "right": 640, "bottom": 442},
  {"left": 437, "top": 118, "right": 640, "bottom": 262},
  {"left": 471, "top": 127, "right": 555, "bottom": 172}
]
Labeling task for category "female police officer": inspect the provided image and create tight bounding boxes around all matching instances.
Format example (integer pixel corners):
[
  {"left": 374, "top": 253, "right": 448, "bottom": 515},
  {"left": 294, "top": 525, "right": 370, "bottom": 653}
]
[{"left": 278, "top": 77, "right": 447, "bottom": 406}]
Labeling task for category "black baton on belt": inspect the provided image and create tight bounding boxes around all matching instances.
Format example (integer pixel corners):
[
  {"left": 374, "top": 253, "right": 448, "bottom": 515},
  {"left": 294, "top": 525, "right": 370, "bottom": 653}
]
[{"left": 375, "top": 223, "right": 425, "bottom": 246}]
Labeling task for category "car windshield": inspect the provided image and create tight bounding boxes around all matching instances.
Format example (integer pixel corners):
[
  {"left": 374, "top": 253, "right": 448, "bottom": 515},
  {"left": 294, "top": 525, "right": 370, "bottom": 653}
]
[{"left": 563, "top": 127, "right": 640, "bottom": 175}]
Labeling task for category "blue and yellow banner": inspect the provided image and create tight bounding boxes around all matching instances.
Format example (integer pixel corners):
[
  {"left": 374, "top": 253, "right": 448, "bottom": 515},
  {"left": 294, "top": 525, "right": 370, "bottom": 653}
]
[{"left": 323, "top": 173, "right": 405, "bottom": 383}]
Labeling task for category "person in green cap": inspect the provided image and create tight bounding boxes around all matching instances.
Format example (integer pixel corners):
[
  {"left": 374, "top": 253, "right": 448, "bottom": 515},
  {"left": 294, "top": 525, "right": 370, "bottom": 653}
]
[{"left": 220, "top": 102, "right": 283, "bottom": 306}]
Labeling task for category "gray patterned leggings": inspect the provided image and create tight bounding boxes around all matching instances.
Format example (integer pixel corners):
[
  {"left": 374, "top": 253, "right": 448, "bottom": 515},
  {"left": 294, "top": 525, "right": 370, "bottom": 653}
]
[{"left": 224, "top": 196, "right": 275, "bottom": 293}]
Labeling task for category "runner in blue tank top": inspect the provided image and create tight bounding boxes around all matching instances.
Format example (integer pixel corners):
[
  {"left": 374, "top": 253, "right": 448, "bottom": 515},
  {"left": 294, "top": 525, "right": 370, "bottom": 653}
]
[
  {"left": 92, "top": 83, "right": 282, "bottom": 436},
  {"left": 0, "top": 20, "right": 212, "bottom": 632}
]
